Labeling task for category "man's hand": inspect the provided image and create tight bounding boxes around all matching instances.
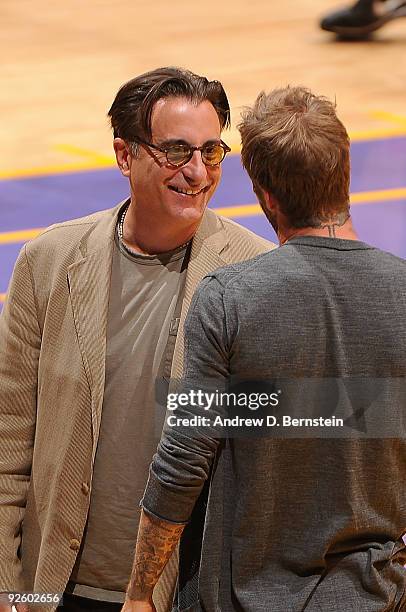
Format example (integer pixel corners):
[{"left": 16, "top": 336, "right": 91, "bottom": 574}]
[{"left": 120, "top": 597, "right": 156, "bottom": 612}]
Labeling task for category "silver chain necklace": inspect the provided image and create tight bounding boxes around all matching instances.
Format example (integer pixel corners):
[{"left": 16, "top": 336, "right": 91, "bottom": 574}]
[
  {"left": 117, "top": 203, "right": 191, "bottom": 256},
  {"left": 117, "top": 203, "right": 140, "bottom": 257}
]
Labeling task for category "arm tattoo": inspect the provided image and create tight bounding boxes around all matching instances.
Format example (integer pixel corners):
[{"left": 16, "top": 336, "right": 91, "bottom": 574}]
[{"left": 126, "top": 510, "right": 185, "bottom": 601}]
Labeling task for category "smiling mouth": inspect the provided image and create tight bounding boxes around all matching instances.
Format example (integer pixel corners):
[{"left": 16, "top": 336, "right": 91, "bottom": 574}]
[{"left": 168, "top": 185, "right": 207, "bottom": 197}]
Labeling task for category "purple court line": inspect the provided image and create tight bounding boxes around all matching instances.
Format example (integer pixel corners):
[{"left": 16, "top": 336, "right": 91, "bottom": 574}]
[
  {"left": 0, "top": 137, "right": 406, "bottom": 233},
  {"left": 1, "top": 199, "right": 405, "bottom": 305},
  {"left": 1, "top": 136, "right": 406, "bottom": 308}
]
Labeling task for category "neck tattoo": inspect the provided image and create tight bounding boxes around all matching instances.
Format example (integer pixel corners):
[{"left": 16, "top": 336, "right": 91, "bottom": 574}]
[{"left": 318, "top": 211, "right": 350, "bottom": 238}]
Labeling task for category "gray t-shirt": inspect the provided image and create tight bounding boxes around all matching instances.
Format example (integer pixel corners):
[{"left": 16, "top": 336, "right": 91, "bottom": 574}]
[{"left": 68, "top": 232, "right": 188, "bottom": 602}]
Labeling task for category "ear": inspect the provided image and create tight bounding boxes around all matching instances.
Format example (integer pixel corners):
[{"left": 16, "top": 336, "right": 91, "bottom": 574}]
[
  {"left": 113, "top": 138, "right": 131, "bottom": 177},
  {"left": 254, "top": 185, "right": 277, "bottom": 214},
  {"left": 261, "top": 190, "right": 278, "bottom": 214}
]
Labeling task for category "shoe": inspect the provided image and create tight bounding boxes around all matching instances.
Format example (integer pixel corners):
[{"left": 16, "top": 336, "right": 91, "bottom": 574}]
[{"left": 320, "top": 0, "right": 406, "bottom": 38}]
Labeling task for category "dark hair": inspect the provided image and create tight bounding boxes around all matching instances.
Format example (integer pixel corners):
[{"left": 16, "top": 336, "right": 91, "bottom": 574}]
[
  {"left": 108, "top": 67, "right": 230, "bottom": 144},
  {"left": 238, "top": 86, "right": 350, "bottom": 228}
]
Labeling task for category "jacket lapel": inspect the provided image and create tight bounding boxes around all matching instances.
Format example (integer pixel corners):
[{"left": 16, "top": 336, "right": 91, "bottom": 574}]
[
  {"left": 171, "top": 210, "right": 228, "bottom": 382},
  {"left": 67, "top": 204, "right": 227, "bottom": 448},
  {"left": 67, "top": 205, "right": 120, "bottom": 459}
]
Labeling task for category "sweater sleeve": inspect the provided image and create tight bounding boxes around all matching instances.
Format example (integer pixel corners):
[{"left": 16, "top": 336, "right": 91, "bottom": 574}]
[{"left": 142, "top": 275, "right": 230, "bottom": 524}]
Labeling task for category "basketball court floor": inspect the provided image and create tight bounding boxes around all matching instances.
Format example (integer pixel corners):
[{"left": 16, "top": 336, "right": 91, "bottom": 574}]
[{"left": 1, "top": 0, "right": 406, "bottom": 310}]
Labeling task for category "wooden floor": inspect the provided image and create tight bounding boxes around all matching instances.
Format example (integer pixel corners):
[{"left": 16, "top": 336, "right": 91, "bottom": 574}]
[{"left": 1, "top": 0, "right": 406, "bottom": 178}]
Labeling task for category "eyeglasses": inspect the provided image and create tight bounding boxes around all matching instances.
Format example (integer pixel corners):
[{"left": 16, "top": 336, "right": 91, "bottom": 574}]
[{"left": 136, "top": 138, "right": 231, "bottom": 167}]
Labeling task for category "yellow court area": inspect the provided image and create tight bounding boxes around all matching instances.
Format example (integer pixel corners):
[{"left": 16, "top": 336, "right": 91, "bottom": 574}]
[{"left": 1, "top": 0, "right": 406, "bottom": 178}]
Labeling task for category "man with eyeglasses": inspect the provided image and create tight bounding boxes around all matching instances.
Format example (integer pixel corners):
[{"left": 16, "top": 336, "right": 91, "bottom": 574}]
[{"left": 0, "top": 67, "right": 273, "bottom": 612}]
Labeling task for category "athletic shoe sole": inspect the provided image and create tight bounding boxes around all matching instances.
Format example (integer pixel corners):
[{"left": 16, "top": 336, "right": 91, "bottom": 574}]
[{"left": 321, "top": 4, "right": 406, "bottom": 37}]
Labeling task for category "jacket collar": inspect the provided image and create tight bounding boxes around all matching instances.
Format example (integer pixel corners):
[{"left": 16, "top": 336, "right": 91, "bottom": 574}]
[{"left": 76, "top": 200, "right": 230, "bottom": 259}]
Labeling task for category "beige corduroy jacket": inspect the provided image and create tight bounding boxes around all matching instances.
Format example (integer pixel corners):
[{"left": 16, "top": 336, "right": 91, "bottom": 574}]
[{"left": 0, "top": 203, "right": 273, "bottom": 611}]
